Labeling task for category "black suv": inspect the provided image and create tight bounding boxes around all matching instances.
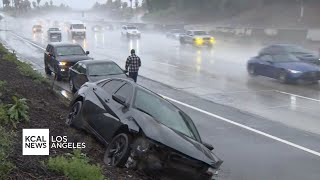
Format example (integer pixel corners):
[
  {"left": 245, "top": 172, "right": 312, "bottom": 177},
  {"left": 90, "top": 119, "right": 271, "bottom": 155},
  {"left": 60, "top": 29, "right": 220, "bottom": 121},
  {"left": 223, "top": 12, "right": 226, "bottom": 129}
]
[{"left": 44, "top": 42, "right": 92, "bottom": 81}]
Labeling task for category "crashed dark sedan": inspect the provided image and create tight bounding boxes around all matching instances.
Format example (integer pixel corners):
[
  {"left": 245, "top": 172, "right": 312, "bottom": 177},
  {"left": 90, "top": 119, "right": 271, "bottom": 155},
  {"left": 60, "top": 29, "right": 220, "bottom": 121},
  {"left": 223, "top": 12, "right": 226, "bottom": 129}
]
[
  {"left": 66, "top": 78, "right": 223, "bottom": 180},
  {"left": 69, "top": 60, "right": 127, "bottom": 93}
]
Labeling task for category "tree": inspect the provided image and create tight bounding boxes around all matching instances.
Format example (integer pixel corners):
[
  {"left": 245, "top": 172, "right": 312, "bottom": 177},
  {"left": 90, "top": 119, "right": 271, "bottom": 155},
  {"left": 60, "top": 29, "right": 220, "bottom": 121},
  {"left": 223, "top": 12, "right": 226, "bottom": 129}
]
[
  {"left": 44, "top": 1, "right": 48, "bottom": 7},
  {"left": 32, "top": 1, "right": 36, "bottom": 8},
  {"left": 3, "top": 0, "right": 11, "bottom": 7},
  {"left": 122, "top": 2, "right": 128, "bottom": 9},
  {"left": 135, "top": 0, "right": 139, "bottom": 8},
  {"left": 36, "top": 0, "right": 40, "bottom": 6},
  {"left": 49, "top": 0, "right": 52, "bottom": 6}
]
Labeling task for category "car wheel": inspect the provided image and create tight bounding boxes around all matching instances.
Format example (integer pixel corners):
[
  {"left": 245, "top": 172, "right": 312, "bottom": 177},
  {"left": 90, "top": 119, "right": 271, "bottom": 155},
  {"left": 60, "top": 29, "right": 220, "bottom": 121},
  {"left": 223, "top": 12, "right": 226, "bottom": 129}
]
[
  {"left": 69, "top": 78, "right": 77, "bottom": 93},
  {"left": 66, "top": 101, "right": 82, "bottom": 127},
  {"left": 279, "top": 71, "right": 288, "bottom": 83},
  {"left": 248, "top": 65, "right": 257, "bottom": 76},
  {"left": 104, "top": 133, "right": 131, "bottom": 167}
]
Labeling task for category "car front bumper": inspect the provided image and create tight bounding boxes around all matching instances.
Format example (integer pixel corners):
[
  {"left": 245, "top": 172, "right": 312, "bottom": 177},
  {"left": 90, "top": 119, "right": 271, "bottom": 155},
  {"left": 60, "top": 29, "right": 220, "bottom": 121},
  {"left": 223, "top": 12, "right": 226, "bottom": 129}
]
[
  {"left": 288, "top": 71, "right": 320, "bottom": 82},
  {"left": 127, "top": 138, "right": 220, "bottom": 180}
]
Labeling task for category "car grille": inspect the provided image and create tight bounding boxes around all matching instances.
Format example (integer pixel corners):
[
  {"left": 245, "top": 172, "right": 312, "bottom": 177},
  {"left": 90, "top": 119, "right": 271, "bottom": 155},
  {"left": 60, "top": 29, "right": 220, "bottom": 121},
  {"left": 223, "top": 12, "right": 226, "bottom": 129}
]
[{"left": 203, "top": 37, "right": 211, "bottom": 41}]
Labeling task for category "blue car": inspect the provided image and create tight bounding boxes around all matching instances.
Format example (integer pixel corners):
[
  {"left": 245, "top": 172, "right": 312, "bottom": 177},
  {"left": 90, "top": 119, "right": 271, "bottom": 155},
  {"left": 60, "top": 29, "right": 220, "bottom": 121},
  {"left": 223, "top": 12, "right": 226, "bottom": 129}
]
[{"left": 247, "top": 53, "right": 320, "bottom": 83}]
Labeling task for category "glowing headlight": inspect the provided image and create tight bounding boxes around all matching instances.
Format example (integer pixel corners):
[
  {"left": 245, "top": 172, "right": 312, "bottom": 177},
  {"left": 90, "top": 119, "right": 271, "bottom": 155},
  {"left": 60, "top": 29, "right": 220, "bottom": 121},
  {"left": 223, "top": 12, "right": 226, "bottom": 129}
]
[
  {"left": 210, "top": 37, "right": 216, "bottom": 44},
  {"left": 289, "top": 69, "right": 302, "bottom": 73},
  {"left": 59, "top": 61, "right": 67, "bottom": 66},
  {"left": 194, "top": 37, "right": 204, "bottom": 45}
]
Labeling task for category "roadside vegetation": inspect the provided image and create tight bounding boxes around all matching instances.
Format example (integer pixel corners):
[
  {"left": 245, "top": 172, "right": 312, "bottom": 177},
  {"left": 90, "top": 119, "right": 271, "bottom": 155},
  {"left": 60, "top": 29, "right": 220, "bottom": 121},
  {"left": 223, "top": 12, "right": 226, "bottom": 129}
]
[
  {"left": 0, "top": 126, "right": 15, "bottom": 179},
  {"left": 46, "top": 150, "right": 104, "bottom": 180}
]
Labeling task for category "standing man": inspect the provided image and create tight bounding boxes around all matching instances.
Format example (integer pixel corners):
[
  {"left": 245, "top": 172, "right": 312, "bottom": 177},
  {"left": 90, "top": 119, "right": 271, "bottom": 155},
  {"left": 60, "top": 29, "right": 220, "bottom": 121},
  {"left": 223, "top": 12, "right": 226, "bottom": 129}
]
[{"left": 125, "top": 49, "right": 141, "bottom": 82}]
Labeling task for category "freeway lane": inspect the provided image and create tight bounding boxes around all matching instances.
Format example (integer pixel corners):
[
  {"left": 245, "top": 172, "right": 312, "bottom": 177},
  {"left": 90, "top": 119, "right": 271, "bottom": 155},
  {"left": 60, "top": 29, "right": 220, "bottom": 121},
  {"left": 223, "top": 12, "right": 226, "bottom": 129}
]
[{"left": 1, "top": 13, "right": 320, "bottom": 180}]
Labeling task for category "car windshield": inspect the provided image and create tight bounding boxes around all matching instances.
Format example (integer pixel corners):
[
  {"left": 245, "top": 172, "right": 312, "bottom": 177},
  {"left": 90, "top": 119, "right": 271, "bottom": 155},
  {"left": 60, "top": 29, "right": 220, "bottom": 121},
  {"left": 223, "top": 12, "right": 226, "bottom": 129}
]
[
  {"left": 56, "top": 46, "right": 85, "bottom": 56},
  {"left": 134, "top": 89, "right": 199, "bottom": 140},
  {"left": 34, "top": 25, "right": 41, "bottom": 28},
  {"left": 273, "top": 54, "right": 300, "bottom": 62},
  {"left": 193, "top": 31, "right": 208, "bottom": 35},
  {"left": 127, "top": 26, "right": 137, "bottom": 30},
  {"left": 49, "top": 28, "right": 59, "bottom": 31},
  {"left": 88, "top": 63, "right": 124, "bottom": 76},
  {"left": 72, "top": 24, "right": 85, "bottom": 29}
]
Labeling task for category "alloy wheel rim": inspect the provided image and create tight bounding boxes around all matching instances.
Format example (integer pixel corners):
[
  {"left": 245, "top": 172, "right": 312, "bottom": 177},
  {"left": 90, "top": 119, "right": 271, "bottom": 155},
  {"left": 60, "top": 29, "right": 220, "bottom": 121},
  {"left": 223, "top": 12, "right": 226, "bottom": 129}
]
[
  {"left": 106, "top": 135, "right": 127, "bottom": 166},
  {"left": 66, "top": 103, "right": 79, "bottom": 125}
]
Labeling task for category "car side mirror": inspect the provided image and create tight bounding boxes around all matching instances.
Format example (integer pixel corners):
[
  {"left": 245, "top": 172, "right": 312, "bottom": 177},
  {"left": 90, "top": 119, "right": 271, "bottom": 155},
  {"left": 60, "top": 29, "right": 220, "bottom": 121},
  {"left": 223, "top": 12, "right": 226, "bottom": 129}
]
[
  {"left": 112, "top": 94, "right": 128, "bottom": 107},
  {"left": 49, "top": 53, "right": 55, "bottom": 57},
  {"left": 86, "top": 51, "right": 90, "bottom": 55},
  {"left": 203, "top": 142, "right": 214, "bottom": 151}
]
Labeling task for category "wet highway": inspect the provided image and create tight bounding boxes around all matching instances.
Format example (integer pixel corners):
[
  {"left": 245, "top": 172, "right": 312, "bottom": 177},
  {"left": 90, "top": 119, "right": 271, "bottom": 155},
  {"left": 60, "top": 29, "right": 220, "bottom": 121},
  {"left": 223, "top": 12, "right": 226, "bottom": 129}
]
[{"left": 1, "top": 12, "right": 320, "bottom": 180}]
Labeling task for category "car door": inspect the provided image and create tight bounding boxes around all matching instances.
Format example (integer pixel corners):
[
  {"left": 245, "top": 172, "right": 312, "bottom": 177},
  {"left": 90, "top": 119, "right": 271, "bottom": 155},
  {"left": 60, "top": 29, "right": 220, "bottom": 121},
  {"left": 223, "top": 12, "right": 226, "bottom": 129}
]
[
  {"left": 185, "top": 31, "right": 193, "bottom": 43},
  {"left": 256, "top": 55, "right": 274, "bottom": 77},
  {"left": 76, "top": 63, "right": 89, "bottom": 89},
  {"left": 49, "top": 46, "right": 56, "bottom": 70},
  {"left": 87, "top": 80, "right": 125, "bottom": 142},
  {"left": 70, "top": 63, "right": 81, "bottom": 89}
]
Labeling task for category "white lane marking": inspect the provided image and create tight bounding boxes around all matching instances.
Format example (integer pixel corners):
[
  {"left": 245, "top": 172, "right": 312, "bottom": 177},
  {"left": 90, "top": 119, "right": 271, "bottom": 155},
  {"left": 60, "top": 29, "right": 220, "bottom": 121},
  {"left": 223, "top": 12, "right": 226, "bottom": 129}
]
[
  {"left": 275, "top": 90, "right": 320, "bottom": 103},
  {"left": 10, "top": 32, "right": 45, "bottom": 50},
  {"left": 162, "top": 95, "right": 320, "bottom": 157},
  {"left": 154, "top": 61, "right": 179, "bottom": 68}
]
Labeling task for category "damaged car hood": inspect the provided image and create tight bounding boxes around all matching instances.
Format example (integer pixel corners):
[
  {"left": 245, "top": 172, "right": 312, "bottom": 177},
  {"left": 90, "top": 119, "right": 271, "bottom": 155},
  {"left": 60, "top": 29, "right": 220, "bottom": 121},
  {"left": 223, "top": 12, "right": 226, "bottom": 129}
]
[{"left": 131, "top": 111, "right": 222, "bottom": 168}]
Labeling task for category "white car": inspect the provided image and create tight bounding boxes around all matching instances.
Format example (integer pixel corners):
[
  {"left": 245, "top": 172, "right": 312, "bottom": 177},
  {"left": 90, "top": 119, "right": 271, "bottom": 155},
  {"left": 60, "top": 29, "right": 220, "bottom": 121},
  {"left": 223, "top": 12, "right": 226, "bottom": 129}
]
[
  {"left": 47, "top": 27, "right": 62, "bottom": 42},
  {"left": 68, "top": 20, "right": 86, "bottom": 39},
  {"left": 121, "top": 25, "right": 141, "bottom": 38}
]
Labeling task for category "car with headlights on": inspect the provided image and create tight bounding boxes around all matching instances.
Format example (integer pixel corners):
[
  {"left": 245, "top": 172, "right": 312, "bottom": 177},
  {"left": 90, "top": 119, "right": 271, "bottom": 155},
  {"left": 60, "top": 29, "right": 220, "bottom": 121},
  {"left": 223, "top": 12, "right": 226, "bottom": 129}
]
[
  {"left": 247, "top": 53, "right": 320, "bottom": 83},
  {"left": 121, "top": 25, "right": 141, "bottom": 38},
  {"left": 47, "top": 27, "right": 62, "bottom": 42},
  {"left": 69, "top": 60, "right": 128, "bottom": 93},
  {"left": 32, "top": 25, "right": 42, "bottom": 33},
  {"left": 180, "top": 30, "right": 215, "bottom": 47},
  {"left": 259, "top": 44, "right": 320, "bottom": 65},
  {"left": 44, "top": 42, "right": 92, "bottom": 81},
  {"left": 66, "top": 78, "right": 223, "bottom": 180}
]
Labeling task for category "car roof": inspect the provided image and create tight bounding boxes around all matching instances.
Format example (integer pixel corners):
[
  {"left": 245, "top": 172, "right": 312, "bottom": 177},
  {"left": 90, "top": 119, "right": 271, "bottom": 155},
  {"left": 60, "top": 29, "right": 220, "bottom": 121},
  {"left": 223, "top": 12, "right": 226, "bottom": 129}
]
[
  {"left": 78, "top": 59, "right": 116, "bottom": 65},
  {"left": 48, "top": 42, "right": 81, "bottom": 47}
]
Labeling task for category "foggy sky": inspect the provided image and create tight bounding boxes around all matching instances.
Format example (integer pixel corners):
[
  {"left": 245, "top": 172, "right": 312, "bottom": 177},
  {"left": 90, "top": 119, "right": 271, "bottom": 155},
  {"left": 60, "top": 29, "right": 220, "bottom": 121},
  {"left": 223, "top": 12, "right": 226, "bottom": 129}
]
[{"left": 1, "top": 0, "right": 136, "bottom": 10}]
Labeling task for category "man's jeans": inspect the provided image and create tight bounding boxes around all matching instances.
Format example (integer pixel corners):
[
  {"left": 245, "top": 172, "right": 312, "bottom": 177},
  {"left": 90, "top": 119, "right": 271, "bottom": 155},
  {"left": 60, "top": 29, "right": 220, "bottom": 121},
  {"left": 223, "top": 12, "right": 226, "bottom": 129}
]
[{"left": 129, "top": 72, "right": 138, "bottom": 82}]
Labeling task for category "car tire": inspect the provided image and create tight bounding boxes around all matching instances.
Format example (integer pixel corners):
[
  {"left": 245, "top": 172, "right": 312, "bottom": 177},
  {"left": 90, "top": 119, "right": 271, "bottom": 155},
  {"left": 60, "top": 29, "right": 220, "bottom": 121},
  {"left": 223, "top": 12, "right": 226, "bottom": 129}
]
[
  {"left": 278, "top": 71, "right": 288, "bottom": 83},
  {"left": 66, "top": 101, "right": 82, "bottom": 128},
  {"left": 69, "top": 78, "right": 77, "bottom": 93},
  {"left": 104, "top": 133, "right": 132, "bottom": 167},
  {"left": 248, "top": 65, "right": 257, "bottom": 76}
]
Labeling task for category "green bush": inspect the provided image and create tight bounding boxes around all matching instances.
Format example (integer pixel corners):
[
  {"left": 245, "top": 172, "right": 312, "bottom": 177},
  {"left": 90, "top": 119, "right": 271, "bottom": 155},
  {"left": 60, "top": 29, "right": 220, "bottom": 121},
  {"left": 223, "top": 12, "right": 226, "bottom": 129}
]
[
  {"left": 46, "top": 150, "right": 104, "bottom": 180},
  {"left": 0, "top": 126, "right": 15, "bottom": 179},
  {"left": 0, "top": 96, "right": 29, "bottom": 128},
  {"left": 0, "top": 80, "right": 7, "bottom": 94}
]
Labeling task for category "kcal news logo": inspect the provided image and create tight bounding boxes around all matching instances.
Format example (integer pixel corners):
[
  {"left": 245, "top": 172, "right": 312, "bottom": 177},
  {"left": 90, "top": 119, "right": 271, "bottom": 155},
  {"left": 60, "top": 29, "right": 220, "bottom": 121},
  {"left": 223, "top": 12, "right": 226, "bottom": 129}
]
[
  {"left": 22, "top": 129, "right": 86, "bottom": 155},
  {"left": 23, "top": 129, "right": 49, "bottom": 155}
]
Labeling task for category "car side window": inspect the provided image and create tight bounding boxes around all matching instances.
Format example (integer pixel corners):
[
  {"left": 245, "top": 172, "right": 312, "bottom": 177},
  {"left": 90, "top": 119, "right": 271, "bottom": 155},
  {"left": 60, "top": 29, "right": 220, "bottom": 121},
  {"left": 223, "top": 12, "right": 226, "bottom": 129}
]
[
  {"left": 78, "top": 64, "right": 86, "bottom": 74},
  {"left": 102, "top": 80, "right": 124, "bottom": 94},
  {"left": 114, "top": 83, "right": 133, "bottom": 101},
  {"left": 260, "top": 55, "right": 273, "bottom": 61},
  {"left": 73, "top": 63, "right": 81, "bottom": 72}
]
